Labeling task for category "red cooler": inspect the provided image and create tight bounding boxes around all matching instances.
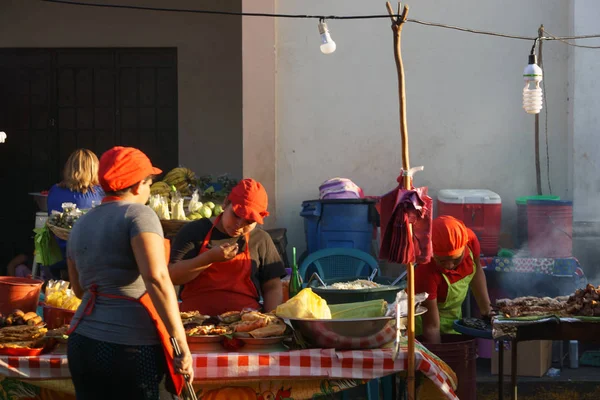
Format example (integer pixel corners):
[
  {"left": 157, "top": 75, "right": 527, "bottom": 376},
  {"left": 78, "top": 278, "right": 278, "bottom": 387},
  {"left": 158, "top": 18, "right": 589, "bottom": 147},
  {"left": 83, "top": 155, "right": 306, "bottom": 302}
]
[{"left": 437, "top": 189, "right": 502, "bottom": 256}]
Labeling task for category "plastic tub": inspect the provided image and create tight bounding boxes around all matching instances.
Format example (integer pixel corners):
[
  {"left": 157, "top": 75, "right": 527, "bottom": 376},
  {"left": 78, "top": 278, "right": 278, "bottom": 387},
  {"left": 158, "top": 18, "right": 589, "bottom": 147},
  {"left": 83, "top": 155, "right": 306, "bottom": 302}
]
[
  {"left": 300, "top": 199, "right": 377, "bottom": 255},
  {"left": 422, "top": 335, "right": 477, "bottom": 400},
  {"left": 515, "top": 195, "right": 560, "bottom": 247},
  {"left": 0, "top": 277, "right": 44, "bottom": 316},
  {"left": 42, "top": 304, "right": 75, "bottom": 329},
  {"left": 527, "top": 200, "right": 573, "bottom": 258}
]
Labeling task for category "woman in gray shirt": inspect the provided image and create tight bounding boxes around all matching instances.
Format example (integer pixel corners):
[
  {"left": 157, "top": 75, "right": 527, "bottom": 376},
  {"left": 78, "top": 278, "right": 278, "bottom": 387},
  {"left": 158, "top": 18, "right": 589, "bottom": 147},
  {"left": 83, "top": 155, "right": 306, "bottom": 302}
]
[{"left": 66, "top": 146, "right": 193, "bottom": 399}]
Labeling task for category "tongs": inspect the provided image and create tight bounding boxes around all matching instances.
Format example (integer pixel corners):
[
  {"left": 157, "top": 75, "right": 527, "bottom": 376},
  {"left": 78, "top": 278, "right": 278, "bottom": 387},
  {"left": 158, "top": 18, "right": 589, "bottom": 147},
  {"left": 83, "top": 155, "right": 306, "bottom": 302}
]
[
  {"left": 391, "top": 269, "right": 408, "bottom": 286},
  {"left": 306, "top": 272, "right": 327, "bottom": 287},
  {"left": 170, "top": 337, "right": 198, "bottom": 400},
  {"left": 392, "top": 299, "right": 402, "bottom": 361},
  {"left": 368, "top": 268, "right": 378, "bottom": 282}
]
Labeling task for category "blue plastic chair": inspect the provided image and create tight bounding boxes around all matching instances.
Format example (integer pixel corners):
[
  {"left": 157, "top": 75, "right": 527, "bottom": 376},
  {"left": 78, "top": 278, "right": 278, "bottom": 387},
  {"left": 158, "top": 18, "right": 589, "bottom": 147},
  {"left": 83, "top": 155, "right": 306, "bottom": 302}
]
[
  {"left": 298, "top": 247, "right": 380, "bottom": 282},
  {"left": 298, "top": 248, "right": 392, "bottom": 400}
]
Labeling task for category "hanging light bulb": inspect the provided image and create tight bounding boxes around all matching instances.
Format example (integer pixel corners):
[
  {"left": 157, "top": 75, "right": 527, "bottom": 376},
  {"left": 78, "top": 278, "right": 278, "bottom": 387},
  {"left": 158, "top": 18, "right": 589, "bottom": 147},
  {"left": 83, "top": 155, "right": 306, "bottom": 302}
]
[
  {"left": 318, "top": 19, "right": 336, "bottom": 55},
  {"left": 523, "top": 54, "right": 543, "bottom": 114}
]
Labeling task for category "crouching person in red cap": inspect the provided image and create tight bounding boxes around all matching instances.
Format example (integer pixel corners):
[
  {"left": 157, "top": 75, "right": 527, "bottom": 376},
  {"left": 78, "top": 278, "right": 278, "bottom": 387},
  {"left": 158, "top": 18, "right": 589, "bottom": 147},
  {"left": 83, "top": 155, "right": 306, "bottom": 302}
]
[
  {"left": 67, "top": 146, "right": 193, "bottom": 399},
  {"left": 169, "top": 178, "right": 286, "bottom": 315},
  {"left": 415, "top": 215, "right": 493, "bottom": 344}
]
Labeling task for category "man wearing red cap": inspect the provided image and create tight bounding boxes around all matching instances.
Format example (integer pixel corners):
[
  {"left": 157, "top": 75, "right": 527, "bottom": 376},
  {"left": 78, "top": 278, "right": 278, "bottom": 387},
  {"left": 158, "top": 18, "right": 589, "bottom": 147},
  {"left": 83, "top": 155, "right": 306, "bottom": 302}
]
[
  {"left": 415, "top": 215, "right": 492, "bottom": 343},
  {"left": 169, "top": 178, "right": 286, "bottom": 315}
]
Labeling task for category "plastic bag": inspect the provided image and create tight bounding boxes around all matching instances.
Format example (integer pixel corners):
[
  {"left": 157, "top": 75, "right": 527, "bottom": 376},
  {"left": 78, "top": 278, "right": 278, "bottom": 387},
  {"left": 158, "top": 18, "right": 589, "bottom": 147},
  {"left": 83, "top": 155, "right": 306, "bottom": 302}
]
[
  {"left": 275, "top": 288, "right": 332, "bottom": 319},
  {"left": 170, "top": 192, "right": 187, "bottom": 221},
  {"left": 45, "top": 280, "right": 82, "bottom": 310},
  {"left": 188, "top": 189, "right": 203, "bottom": 214},
  {"left": 149, "top": 194, "right": 171, "bottom": 220},
  {"left": 33, "top": 226, "right": 63, "bottom": 266}
]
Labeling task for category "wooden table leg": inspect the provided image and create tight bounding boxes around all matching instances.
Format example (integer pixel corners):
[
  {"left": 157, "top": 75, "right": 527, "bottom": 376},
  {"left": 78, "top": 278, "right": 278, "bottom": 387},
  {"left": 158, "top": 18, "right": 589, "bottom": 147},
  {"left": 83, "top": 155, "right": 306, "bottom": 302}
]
[
  {"left": 511, "top": 340, "right": 518, "bottom": 400},
  {"left": 498, "top": 340, "right": 504, "bottom": 400}
]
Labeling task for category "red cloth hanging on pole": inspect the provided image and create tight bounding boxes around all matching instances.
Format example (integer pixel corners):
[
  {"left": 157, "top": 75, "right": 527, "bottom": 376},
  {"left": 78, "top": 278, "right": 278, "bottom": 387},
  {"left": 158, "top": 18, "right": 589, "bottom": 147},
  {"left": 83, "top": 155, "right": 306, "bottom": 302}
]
[{"left": 377, "top": 173, "right": 432, "bottom": 265}]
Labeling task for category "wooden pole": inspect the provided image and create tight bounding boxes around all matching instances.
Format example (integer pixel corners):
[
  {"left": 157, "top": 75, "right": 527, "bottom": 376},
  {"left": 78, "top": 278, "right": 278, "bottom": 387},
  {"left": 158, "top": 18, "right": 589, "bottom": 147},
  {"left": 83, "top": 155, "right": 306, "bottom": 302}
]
[
  {"left": 534, "top": 24, "right": 544, "bottom": 195},
  {"left": 386, "top": 3, "right": 416, "bottom": 400}
]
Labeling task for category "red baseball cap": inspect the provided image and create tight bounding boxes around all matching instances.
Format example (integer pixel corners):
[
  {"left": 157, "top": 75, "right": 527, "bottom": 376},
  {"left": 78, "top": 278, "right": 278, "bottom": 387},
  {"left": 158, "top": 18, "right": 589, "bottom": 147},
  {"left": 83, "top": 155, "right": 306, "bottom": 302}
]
[
  {"left": 228, "top": 178, "right": 270, "bottom": 224},
  {"left": 99, "top": 146, "right": 162, "bottom": 192}
]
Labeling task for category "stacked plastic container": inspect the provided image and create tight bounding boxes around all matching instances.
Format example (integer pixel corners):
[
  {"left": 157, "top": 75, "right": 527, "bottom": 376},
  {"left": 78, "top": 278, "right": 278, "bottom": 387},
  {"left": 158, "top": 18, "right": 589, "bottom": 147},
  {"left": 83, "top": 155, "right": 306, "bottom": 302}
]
[
  {"left": 515, "top": 195, "right": 560, "bottom": 248},
  {"left": 437, "top": 189, "right": 502, "bottom": 257}
]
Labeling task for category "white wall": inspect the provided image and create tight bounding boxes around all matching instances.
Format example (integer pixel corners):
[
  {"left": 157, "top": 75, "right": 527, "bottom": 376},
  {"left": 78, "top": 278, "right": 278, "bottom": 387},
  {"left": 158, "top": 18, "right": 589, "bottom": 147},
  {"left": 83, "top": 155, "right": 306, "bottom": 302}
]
[
  {"left": 570, "top": 0, "right": 600, "bottom": 278},
  {"left": 275, "top": 0, "right": 571, "bottom": 256},
  {"left": 0, "top": 0, "right": 243, "bottom": 177},
  {"left": 571, "top": 0, "right": 600, "bottom": 222}
]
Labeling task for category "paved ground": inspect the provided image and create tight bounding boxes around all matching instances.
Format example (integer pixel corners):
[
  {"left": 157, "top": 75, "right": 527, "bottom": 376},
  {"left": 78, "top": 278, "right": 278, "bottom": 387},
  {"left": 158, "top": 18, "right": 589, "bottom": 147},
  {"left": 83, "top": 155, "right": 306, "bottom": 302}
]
[{"left": 477, "top": 358, "right": 600, "bottom": 400}]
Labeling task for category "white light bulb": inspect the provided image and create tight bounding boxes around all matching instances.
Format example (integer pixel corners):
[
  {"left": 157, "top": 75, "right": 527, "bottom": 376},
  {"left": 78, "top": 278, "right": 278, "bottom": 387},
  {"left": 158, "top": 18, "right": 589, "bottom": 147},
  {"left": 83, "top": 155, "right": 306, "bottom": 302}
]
[
  {"left": 318, "top": 21, "right": 336, "bottom": 55},
  {"left": 0, "top": 132, "right": 6, "bottom": 143},
  {"left": 523, "top": 55, "right": 543, "bottom": 114}
]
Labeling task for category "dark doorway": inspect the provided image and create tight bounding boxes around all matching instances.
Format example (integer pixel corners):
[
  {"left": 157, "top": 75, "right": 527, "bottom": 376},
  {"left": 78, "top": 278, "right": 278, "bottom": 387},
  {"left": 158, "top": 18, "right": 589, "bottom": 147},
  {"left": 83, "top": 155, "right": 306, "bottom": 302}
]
[{"left": 0, "top": 48, "right": 178, "bottom": 273}]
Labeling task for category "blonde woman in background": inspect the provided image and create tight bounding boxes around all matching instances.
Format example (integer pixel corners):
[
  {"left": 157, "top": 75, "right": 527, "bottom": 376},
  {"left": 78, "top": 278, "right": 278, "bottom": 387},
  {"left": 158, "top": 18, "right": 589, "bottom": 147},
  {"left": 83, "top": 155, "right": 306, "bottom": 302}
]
[{"left": 47, "top": 149, "right": 105, "bottom": 279}]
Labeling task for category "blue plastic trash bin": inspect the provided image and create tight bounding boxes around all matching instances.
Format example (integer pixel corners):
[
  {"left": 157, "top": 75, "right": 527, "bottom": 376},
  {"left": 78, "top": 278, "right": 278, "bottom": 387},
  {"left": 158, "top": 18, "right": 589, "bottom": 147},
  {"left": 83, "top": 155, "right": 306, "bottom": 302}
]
[{"left": 300, "top": 198, "right": 377, "bottom": 256}]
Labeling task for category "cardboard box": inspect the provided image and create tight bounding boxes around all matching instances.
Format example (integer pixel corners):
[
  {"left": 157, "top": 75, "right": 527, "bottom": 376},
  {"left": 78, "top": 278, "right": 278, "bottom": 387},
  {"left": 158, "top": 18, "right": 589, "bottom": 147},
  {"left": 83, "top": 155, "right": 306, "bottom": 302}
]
[{"left": 491, "top": 340, "right": 552, "bottom": 377}]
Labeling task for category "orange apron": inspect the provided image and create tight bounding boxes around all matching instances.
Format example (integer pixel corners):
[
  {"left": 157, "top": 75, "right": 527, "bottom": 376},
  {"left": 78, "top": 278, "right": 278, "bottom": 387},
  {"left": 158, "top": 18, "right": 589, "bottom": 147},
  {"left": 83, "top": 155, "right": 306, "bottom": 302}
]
[
  {"left": 179, "top": 216, "right": 259, "bottom": 315},
  {"left": 67, "top": 196, "right": 184, "bottom": 396}
]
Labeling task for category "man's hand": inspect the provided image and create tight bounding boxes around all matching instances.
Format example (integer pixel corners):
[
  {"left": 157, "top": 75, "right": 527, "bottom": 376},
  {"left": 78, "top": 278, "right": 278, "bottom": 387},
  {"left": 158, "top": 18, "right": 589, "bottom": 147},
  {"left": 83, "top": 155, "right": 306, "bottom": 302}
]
[{"left": 206, "top": 243, "right": 239, "bottom": 263}]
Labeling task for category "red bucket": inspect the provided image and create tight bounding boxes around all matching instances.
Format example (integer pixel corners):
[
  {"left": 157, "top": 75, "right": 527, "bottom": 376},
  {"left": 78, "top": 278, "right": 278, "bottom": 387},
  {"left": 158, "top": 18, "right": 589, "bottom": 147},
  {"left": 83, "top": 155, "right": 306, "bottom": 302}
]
[
  {"left": 527, "top": 200, "right": 573, "bottom": 258},
  {"left": 0, "top": 277, "right": 43, "bottom": 316},
  {"left": 42, "top": 304, "right": 75, "bottom": 330}
]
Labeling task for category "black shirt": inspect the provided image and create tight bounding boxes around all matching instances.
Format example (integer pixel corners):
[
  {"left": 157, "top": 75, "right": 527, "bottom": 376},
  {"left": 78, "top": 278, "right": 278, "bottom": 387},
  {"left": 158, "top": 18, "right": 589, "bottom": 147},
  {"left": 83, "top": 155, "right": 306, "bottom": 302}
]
[{"left": 169, "top": 218, "right": 286, "bottom": 296}]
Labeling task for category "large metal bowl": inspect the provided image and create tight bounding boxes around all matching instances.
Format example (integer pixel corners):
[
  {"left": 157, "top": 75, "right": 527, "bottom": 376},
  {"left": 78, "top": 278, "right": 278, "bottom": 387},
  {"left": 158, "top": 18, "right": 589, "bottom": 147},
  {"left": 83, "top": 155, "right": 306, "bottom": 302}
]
[
  {"left": 287, "top": 306, "right": 428, "bottom": 350},
  {"left": 288, "top": 317, "right": 395, "bottom": 350},
  {"left": 308, "top": 276, "right": 406, "bottom": 305}
]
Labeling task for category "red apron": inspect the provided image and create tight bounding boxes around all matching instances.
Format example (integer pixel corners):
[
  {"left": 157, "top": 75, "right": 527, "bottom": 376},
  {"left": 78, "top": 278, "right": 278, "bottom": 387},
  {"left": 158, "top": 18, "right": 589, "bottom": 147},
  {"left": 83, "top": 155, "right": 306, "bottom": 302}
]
[
  {"left": 67, "top": 195, "right": 184, "bottom": 395},
  {"left": 179, "top": 216, "right": 259, "bottom": 315}
]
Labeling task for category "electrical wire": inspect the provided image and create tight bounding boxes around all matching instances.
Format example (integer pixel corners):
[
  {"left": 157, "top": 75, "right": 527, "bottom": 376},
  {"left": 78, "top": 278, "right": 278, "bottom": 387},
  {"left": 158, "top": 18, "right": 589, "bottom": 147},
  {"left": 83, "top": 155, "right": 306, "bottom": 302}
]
[
  {"left": 38, "top": 0, "right": 600, "bottom": 44},
  {"left": 39, "top": 0, "right": 396, "bottom": 20},
  {"left": 407, "top": 18, "right": 536, "bottom": 41},
  {"left": 543, "top": 30, "right": 600, "bottom": 49}
]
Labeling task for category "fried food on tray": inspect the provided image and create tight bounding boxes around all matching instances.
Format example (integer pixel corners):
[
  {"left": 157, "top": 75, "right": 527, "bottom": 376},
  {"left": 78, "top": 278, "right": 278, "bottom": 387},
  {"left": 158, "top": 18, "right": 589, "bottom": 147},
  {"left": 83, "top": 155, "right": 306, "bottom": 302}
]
[
  {"left": 0, "top": 325, "right": 48, "bottom": 342},
  {"left": 180, "top": 311, "right": 210, "bottom": 325},
  {"left": 219, "top": 311, "right": 242, "bottom": 324},
  {"left": 186, "top": 324, "right": 232, "bottom": 336},
  {"left": 247, "top": 323, "right": 287, "bottom": 338},
  {"left": 230, "top": 310, "right": 286, "bottom": 337},
  {"left": 0, "top": 340, "right": 44, "bottom": 349},
  {"left": 45, "top": 325, "right": 70, "bottom": 339}
]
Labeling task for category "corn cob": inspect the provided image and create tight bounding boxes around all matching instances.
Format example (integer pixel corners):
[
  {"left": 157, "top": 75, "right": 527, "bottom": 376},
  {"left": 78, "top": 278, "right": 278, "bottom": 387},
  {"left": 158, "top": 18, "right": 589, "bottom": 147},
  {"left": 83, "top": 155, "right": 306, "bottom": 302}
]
[{"left": 329, "top": 299, "right": 388, "bottom": 320}]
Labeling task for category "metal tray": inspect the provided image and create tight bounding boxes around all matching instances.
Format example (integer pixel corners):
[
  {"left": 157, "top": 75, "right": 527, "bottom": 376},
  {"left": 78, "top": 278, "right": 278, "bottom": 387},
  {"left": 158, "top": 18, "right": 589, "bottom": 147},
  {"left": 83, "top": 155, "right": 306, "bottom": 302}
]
[
  {"left": 186, "top": 335, "right": 224, "bottom": 344},
  {"left": 236, "top": 335, "right": 289, "bottom": 346}
]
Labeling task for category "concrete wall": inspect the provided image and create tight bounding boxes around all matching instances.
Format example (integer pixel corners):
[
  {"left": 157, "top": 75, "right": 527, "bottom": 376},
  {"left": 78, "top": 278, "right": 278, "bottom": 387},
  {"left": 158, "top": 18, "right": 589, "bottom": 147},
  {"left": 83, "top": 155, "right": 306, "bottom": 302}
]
[
  {"left": 274, "top": 0, "right": 571, "bottom": 258},
  {"left": 570, "top": 0, "right": 600, "bottom": 281},
  {"left": 0, "top": 0, "right": 243, "bottom": 177}
]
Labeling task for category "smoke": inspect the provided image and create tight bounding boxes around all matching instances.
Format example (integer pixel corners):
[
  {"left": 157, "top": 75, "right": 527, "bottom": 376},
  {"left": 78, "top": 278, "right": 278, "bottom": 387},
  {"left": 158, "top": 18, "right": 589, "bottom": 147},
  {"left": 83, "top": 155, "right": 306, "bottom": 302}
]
[{"left": 487, "top": 237, "right": 581, "bottom": 301}]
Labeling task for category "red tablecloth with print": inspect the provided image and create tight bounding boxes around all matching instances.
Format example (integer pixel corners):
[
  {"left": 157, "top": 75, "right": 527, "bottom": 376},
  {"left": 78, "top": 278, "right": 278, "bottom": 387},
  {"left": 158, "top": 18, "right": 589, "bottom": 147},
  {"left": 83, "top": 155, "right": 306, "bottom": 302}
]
[{"left": 0, "top": 347, "right": 458, "bottom": 400}]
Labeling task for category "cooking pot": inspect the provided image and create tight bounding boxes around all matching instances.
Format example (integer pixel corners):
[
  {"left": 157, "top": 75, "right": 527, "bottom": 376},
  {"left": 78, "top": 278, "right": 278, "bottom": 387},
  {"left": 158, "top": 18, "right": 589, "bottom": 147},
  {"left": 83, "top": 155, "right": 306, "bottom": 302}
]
[{"left": 308, "top": 275, "right": 406, "bottom": 305}]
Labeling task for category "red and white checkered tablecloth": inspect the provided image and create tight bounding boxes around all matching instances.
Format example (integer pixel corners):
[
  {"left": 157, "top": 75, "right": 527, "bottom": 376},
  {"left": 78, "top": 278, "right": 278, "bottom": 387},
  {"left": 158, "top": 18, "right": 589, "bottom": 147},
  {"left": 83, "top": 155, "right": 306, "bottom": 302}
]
[{"left": 0, "top": 347, "right": 458, "bottom": 400}]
